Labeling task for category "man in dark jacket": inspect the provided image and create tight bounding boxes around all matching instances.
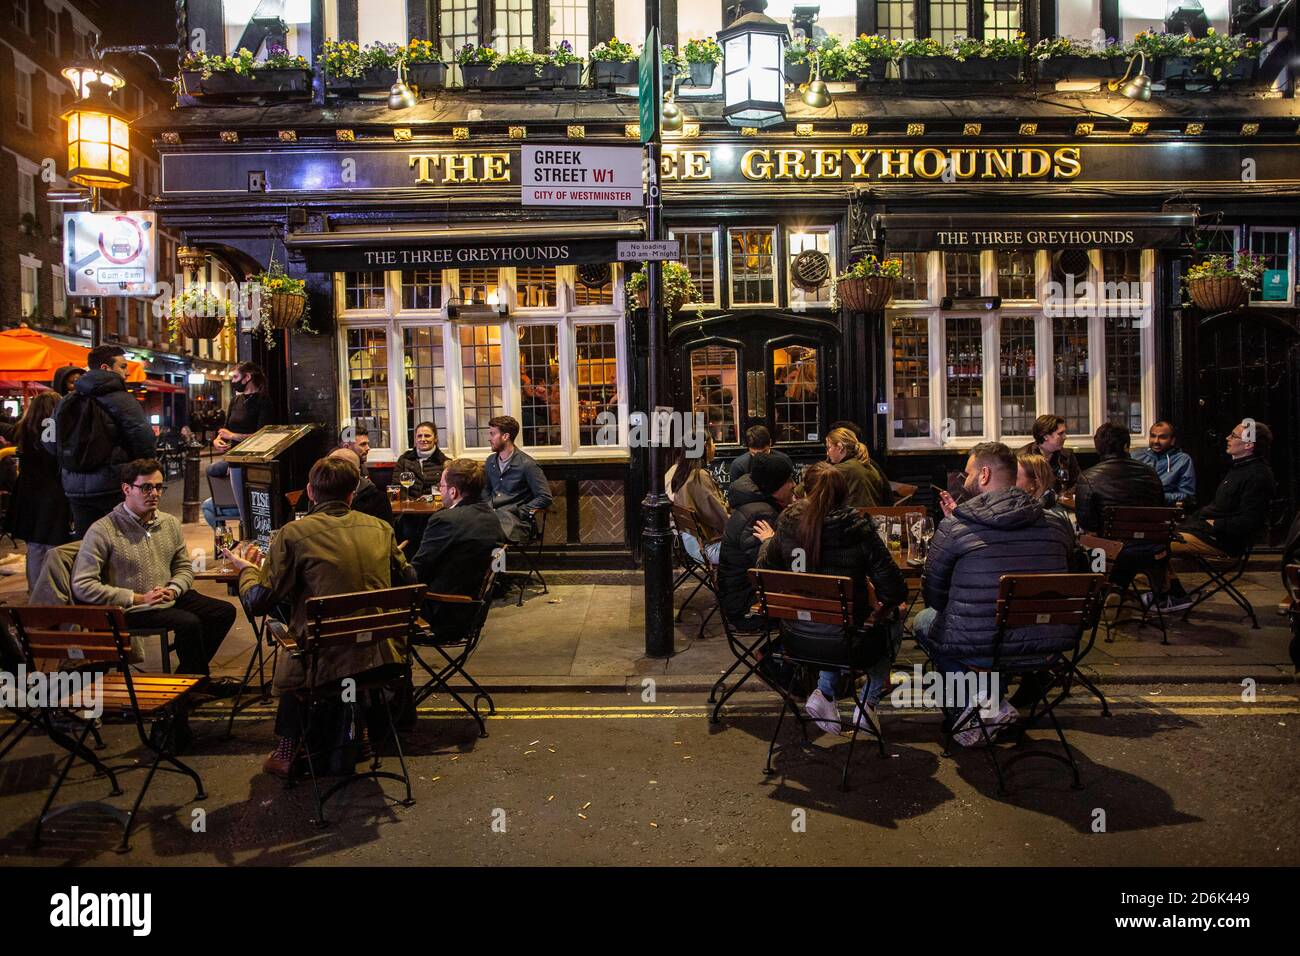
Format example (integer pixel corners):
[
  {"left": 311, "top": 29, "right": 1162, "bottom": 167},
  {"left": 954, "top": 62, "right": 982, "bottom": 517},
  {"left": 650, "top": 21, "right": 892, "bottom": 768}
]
[
  {"left": 918, "top": 442, "right": 1075, "bottom": 745},
  {"left": 717, "top": 453, "right": 795, "bottom": 628},
  {"left": 483, "top": 415, "right": 553, "bottom": 543},
  {"left": 727, "top": 425, "right": 795, "bottom": 489},
  {"left": 45, "top": 345, "right": 157, "bottom": 537},
  {"left": 412, "top": 458, "right": 504, "bottom": 638},
  {"left": 1158, "top": 420, "right": 1277, "bottom": 611}
]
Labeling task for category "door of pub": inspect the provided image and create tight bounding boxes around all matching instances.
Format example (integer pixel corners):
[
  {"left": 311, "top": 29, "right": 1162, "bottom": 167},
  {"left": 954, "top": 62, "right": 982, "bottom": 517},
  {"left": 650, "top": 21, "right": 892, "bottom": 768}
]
[{"left": 670, "top": 313, "right": 840, "bottom": 495}]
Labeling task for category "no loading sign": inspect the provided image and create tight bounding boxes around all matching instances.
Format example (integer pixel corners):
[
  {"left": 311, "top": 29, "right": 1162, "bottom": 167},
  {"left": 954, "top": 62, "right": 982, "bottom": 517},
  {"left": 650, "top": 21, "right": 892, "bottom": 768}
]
[{"left": 63, "top": 210, "right": 157, "bottom": 297}]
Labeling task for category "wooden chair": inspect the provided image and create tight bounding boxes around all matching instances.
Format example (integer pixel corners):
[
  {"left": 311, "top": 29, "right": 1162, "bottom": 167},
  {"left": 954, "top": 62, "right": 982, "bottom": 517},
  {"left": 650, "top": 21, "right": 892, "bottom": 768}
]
[
  {"left": 749, "top": 569, "right": 896, "bottom": 790},
  {"left": 671, "top": 505, "right": 721, "bottom": 639},
  {"left": 5, "top": 604, "right": 206, "bottom": 852},
  {"left": 282, "top": 584, "right": 426, "bottom": 827},
  {"left": 1100, "top": 505, "right": 1180, "bottom": 644},
  {"left": 934, "top": 573, "right": 1106, "bottom": 794},
  {"left": 411, "top": 567, "right": 498, "bottom": 738}
]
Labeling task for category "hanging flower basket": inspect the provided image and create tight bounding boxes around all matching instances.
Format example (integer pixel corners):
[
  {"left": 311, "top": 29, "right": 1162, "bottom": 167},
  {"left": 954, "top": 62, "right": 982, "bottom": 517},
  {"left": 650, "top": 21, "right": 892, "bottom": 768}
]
[
  {"left": 626, "top": 262, "right": 701, "bottom": 316},
  {"left": 178, "top": 313, "right": 227, "bottom": 340},
  {"left": 1188, "top": 276, "right": 1249, "bottom": 312},
  {"left": 837, "top": 276, "right": 895, "bottom": 312},
  {"left": 165, "top": 286, "right": 237, "bottom": 344},
  {"left": 264, "top": 291, "right": 307, "bottom": 328}
]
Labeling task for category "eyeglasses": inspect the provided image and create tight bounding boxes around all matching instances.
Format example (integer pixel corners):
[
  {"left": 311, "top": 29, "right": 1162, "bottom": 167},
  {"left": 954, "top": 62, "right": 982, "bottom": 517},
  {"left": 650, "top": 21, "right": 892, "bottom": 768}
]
[{"left": 131, "top": 482, "right": 168, "bottom": 494}]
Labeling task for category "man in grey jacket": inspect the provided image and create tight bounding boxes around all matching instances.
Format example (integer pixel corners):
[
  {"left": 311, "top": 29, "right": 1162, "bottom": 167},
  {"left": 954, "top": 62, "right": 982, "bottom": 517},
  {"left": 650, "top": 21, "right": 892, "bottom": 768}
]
[
  {"left": 73, "top": 458, "right": 235, "bottom": 677},
  {"left": 483, "top": 415, "right": 553, "bottom": 543}
]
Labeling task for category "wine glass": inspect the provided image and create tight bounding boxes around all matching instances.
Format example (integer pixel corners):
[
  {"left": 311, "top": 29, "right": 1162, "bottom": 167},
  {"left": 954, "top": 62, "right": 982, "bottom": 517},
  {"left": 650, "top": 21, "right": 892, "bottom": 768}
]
[
  {"left": 399, "top": 470, "right": 416, "bottom": 501},
  {"left": 216, "top": 527, "right": 236, "bottom": 571}
]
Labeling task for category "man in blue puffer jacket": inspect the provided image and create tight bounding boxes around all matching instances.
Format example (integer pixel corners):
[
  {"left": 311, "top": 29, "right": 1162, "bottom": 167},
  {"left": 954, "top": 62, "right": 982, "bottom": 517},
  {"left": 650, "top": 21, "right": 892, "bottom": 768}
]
[
  {"left": 914, "top": 441, "right": 1074, "bottom": 745},
  {"left": 44, "top": 345, "right": 157, "bottom": 537}
]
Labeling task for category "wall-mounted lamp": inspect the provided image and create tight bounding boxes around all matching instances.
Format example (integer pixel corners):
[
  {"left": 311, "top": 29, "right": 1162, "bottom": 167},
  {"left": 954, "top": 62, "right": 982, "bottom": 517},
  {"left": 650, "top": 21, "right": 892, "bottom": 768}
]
[
  {"left": 1109, "top": 52, "right": 1152, "bottom": 101},
  {"left": 447, "top": 294, "right": 509, "bottom": 320},
  {"left": 801, "top": 49, "right": 832, "bottom": 109}
]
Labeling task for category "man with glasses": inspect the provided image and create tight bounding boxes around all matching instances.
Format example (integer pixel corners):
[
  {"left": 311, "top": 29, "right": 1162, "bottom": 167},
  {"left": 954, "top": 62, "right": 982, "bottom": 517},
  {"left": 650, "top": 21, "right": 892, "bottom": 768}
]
[{"left": 72, "top": 458, "right": 236, "bottom": 681}]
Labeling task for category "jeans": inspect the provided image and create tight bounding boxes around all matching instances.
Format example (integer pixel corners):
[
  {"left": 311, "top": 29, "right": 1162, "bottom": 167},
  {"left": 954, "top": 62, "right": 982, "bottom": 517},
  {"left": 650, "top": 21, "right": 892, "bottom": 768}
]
[
  {"left": 201, "top": 497, "right": 241, "bottom": 530},
  {"left": 206, "top": 458, "right": 248, "bottom": 530},
  {"left": 25, "top": 542, "right": 54, "bottom": 594},
  {"left": 125, "top": 589, "right": 237, "bottom": 675},
  {"left": 911, "top": 607, "right": 1005, "bottom": 718},
  {"left": 817, "top": 619, "right": 904, "bottom": 707},
  {"left": 70, "top": 492, "right": 122, "bottom": 538},
  {"left": 681, "top": 532, "right": 721, "bottom": 566}
]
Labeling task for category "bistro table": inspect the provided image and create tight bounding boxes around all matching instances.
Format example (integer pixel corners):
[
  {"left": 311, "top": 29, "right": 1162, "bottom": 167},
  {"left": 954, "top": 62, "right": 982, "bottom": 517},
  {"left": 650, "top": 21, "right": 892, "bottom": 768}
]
[
  {"left": 391, "top": 497, "right": 443, "bottom": 515},
  {"left": 195, "top": 564, "right": 274, "bottom": 737}
]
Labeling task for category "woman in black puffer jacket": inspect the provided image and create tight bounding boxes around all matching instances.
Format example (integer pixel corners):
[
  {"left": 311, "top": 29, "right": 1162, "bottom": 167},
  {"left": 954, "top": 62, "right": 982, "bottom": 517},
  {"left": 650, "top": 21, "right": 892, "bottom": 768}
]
[{"left": 759, "top": 462, "right": 907, "bottom": 734}]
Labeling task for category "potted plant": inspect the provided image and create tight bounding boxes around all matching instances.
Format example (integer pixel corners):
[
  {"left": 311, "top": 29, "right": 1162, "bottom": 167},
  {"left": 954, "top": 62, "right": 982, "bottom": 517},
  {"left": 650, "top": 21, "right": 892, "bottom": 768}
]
[
  {"left": 457, "top": 44, "right": 501, "bottom": 87},
  {"left": 662, "top": 44, "right": 688, "bottom": 87},
  {"left": 1033, "top": 36, "right": 1128, "bottom": 81},
  {"left": 322, "top": 39, "right": 404, "bottom": 95},
  {"left": 249, "top": 263, "right": 313, "bottom": 346},
  {"left": 625, "top": 262, "right": 702, "bottom": 315},
  {"left": 787, "top": 35, "right": 860, "bottom": 84},
  {"left": 899, "top": 34, "right": 1026, "bottom": 82},
  {"left": 165, "top": 286, "right": 238, "bottom": 342},
  {"left": 1185, "top": 251, "right": 1266, "bottom": 312},
  {"left": 1130, "top": 30, "right": 1197, "bottom": 83},
  {"left": 844, "top": 34, "right": 896, "bottom": 84},
  {"left": 403, "top": 38, "right": 448, "bottom": 92},
  {"left": 542, "top": 41, "right": 583, "bottom": 88},
  {"left": 589, "top": 37, "right": 638, "bottom": 87},
  {"left": 1185, "top": 30, "right": 1259, "bottom": 88},
  {"left": 832, "top": 256, "right": 902, "bottom": 313},
  {"left": 683, "top": 37, "right": 722, "bottom": 87},
  {"left": 178, "top": 43, "right": 312, "bottom": 100}
]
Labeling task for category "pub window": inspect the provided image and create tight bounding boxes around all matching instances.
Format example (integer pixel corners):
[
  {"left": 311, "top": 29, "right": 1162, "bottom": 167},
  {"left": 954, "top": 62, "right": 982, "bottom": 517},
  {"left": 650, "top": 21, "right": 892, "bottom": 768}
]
[
  {"left": 440, "top": 0, "right": 479, "bottom": 84},
  {"left": 689, "top": 346, "right": 741, "bottom": 446},
  {"left": 983, "top": 0, "right": 1021, "bottom": 40},
  {"left": 494, "top": 0, "right": 535, "bottom": 52},
  {"left": 550, "top": 0, "right": 591, "bottom": 57},
  {"left": 997, "top": 250, "right": 1037, "bottom": 301},
  {"left": 876, "top": 1, "right": 917, "bottom": 39},
  {"left": 728, "top": 227, "right": 779, "bottom": 307},
  {"left": 344, "top": 270, "right": 387, "bottom": 311},
  {"left": 514, "top": 266, "right": 559, "bottom": 309},
  {"left": 1052, "top": 314, "right": 1091, "bottom": 435},
  {"left": 771, "top": 343, "right": 821, "bottom": 443},
  {"left": 401, "top": 270, "right": 443, "bottom": 311},
  {"left": 575, "top": 323, "right": 619, "bottom": 446},
  {"left": 456, "top": 267, "right": 501, "bottom": 306},
  {"left": 1101, "top": 249, "right": 1143, "bottom": 290},
  {"left": 573, "top": 263, "right": 616, "bottom": 307},
  {"left": 928, "top": 1, "right": 969, "bottom": 45},
  {"left": 1196, "top": 225, "right": 1240, "bottom": 256},
  {"left": 671, "top": 228, "right": 720, "bottom": 307},
  {"left": 1105, "top": 316, "right": 1143, "bottom": 434},
  {"left": 998, "top": 314, "right": 1037, "bottom": 436},
  {"left": 893, "top": 251, "right": 930, "bottom": 302},
  {"left": 945, "top": 316, "right": 984, "bottom": 437},
  {"left": 787, "top": 228, "right": 836, "bottom": 306},
  {"left": 518, "top": 324, "right": 562, "bottom": 447},
  {"left": 890, "top": 315, "right": 930, "bottom": 439},
  {"left": 402, "top": 326, "right": 448, "bottom": 445},
  {"left": 943, "top": 250, "right": 982, "bottom": 299},
  {"left": 460, "top": 323, "right": 505, "bottom": 447},
  {"left": 347, "top": 328, "right": 391, "bottom": 448},
  {"left": 1247, "top": 227, "right": 1295, "bottom": 306}
]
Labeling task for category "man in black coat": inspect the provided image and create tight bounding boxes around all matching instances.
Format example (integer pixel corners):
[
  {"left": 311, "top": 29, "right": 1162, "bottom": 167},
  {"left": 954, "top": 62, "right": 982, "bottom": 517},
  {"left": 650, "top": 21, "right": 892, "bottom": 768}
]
[
  {"left": 727, "top": 424, "right": 795, "bottom": 490},
  {"left": 717, "top": 453, "right": 795, "bottom": 629},
  {"left": 1074, "top": 423, "right": 1166, "bottom": 592},
  {"left": 412, "top": 458, "right": 505, "bottom": 639},
  {"left": 45, "top": 345, "right": 157, "bottom": 537},
  {"left": 328, "top": 447, "right": 394, "bottom": 527}
]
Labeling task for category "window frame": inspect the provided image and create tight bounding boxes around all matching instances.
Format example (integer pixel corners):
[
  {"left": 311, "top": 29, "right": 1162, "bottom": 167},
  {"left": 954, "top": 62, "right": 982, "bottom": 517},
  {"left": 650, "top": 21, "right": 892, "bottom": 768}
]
[
  {"left": 15, "top": 68, "right": 34, "bottom": 130},
  {"left": 13, "top": 0, "right": 30, "bottom": 34},
  {"left": 45, "top": 2, "right": 60, "bottom": 55},
  {"left": 51, "top": 263, "right": 66, "bottom": 319},
  {"left": 786, "top": 226, "right": 837, "bottom": 310},
  {"left": 867, "top": 1, "right": 1027, "bottom": 41},
  {"left": 726, "top": 225, "right": 782, "bottom": 309},
  {"left": 669, "top": 226, "right": 722, "bottom": 309},
  {"left": 19, "top": 255, "right": 41, "bottom": 318},
  {"left": 1246, "top": 226, "right": 1296, "bottom": 308}
]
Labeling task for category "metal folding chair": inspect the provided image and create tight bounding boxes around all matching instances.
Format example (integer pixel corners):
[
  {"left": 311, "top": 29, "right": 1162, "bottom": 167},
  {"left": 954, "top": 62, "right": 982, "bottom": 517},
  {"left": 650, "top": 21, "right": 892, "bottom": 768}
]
[
  {"left": 934, "top": 573, "right": 1106, "bottom": 795},
  {"left": 1180, "top": 496, "right": 1290, "bottom": 630},
  {"left": 6, "top": 604, "right": 207, "bottom": 852},
  {"left": 281, "top": 584, "right": 426, "bottom": 827},
  {"left": 504, "top": 507, "right": 549, "bottom": 607},
  {"left": 708, "top": 603, "right": 775, "bottom": 724},
  {"left": 411, "top": 568, "right": 498, "bottom": 737},
  {"left": 671, "top": 505, "right": 721, "bottom": 640},
  {"left": 1100, "top": 505, "right": 1180, "bottom": 644},
  {"left": 749, "top": 569, "right": 897, "bottom": 791}
]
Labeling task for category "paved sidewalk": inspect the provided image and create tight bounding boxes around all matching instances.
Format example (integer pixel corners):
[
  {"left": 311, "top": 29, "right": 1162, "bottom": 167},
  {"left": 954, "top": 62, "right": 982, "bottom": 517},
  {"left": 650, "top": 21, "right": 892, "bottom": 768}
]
[{"left": 1, "top": 521, "right": 1295, "bottom": 690}]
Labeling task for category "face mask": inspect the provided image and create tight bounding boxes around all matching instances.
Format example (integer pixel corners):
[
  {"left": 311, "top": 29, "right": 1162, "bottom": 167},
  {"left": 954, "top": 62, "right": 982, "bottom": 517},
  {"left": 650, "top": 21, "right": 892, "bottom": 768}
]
[{"left": 232, "top": 378, "right": 248, "bottom": 393}]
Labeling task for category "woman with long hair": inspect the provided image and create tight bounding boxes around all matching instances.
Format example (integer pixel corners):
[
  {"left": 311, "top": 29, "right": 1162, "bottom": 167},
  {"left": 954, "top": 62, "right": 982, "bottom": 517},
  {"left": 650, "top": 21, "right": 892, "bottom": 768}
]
[
  {"left": 5, "top": 390, "right": 72, "bottom": 590},
  {"left": 665, "top": 435, "right": 729, "bottom": 565},
  {"left": 1015, "top": 450, "right": 1073, "bottom": 532},
  {"left": 759, "top": 461, "right": 907, "bottom": 734},
  {"left": 824, "top": 425, "right": 890, "bottom": 508}
]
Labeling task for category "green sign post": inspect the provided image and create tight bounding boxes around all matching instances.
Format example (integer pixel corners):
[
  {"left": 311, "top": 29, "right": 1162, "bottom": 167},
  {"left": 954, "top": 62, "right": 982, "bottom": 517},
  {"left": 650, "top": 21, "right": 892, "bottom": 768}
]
[{"left": 639, "top": 27, "right": 660, "bottom": 145}]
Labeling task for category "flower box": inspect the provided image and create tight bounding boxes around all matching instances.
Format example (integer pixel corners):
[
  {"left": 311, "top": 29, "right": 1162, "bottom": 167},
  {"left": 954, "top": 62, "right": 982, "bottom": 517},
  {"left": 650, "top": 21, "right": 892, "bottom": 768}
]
[
  {"left": 180, "top": 68, "right": 312, "bottom": 100},
  {"left": 788, "top": 61, "right": 888, "bottom": 86},
  {"left": 407, "top": 61, "right": 448, "bottom": 92},
  {"left": 1036, "top": 55, "right": 1127, "bottom": 82},
  {"left": 837, "top": 276, "right": 894, "bottom": 313},
  {"left": 899, "top": 56, "right": 1022, "bottom": 82},
  {"left": 851, "top": 61, "right": 891, "bottom": 87},
  {"left": 685, "top": 62, "right": 716, "bottom": 87},
  {"left": 591, "top": 60, "right": 638, "bottom": 87},
  {"left": 1188, "top": 276, "right": 1248, "bottom": 312},
  {"left": 463, "top": 62, "right": 570, "bottom": 89},
  {"left": 326, "top": 66, "right": 398, "bottom": 95},
  {"left": 545, "top": 62, "right": 583, "bottom": 88},
  {"left": 1157, "top": 55, "right": 1257, "bottom": 87}
]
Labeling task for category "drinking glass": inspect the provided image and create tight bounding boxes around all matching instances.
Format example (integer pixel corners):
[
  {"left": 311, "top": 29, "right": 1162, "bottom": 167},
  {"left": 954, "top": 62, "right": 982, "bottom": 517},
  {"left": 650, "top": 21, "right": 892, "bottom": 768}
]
[
  {"left": 872, "top": 515, "right": 888, "bottom": 543},
  {"left": 399, "top": 471, "right": 416, "bottom": 501},
  {"left": 887, "top": 519, "right": 903, "bottom": 553},
  {"left": 216, "top": 528, "right": 236, "bottom": 571}
]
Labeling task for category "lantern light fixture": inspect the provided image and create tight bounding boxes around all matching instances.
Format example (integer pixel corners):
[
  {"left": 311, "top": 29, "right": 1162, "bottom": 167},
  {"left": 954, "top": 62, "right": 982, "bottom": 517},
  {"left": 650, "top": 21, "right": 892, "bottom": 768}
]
[
  {"left": 718, "top": 0, "right": 791, "bottom": 129},
  {"left": 388, "top": 60, "right": 418, "bottom": 110},
  {"left": 60, "top": 76, "right": 132, "bottom": 190},
  {"left": 61, "top": 59, "right": 126, "bottom": 99}
]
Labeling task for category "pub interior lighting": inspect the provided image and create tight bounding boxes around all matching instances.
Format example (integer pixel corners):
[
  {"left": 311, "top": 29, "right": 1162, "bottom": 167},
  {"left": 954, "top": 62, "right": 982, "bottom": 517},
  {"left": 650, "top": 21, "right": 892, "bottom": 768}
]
[
  {"left": 718, "top": 0, "right": 791, "bottom": 129},
  {"left": 1109, "top": 52, "right": 1152, "bottom": 101},
  {"left": 940, "top": 295, "right": 1002, "bottom": 311}
]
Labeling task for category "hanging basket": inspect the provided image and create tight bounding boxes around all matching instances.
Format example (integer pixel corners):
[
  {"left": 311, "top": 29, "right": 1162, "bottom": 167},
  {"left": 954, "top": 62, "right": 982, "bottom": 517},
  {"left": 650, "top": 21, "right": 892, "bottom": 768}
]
[
  {"left": 1188, "top": 276, "right": 1249, "bottom": 312},
  {"left": 837, "top": 276, "right": 895, "bottom": 313},
  {"left": 264, "top": 291, "right": 307, "bottom": 328},
  {"left": 633, "top": 286, "right": 690, "bottom": 314},
  {"left": 178, "top": 313, "right": 227, "bottom": 340}
]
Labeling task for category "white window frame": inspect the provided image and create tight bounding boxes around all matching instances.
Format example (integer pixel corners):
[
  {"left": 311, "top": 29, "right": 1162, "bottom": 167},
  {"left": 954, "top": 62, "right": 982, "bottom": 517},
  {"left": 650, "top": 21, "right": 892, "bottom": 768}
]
[
  {"left": 13, "top": 0, "right": 30, "bottom": 34},
  {"left": 335, "top": 267, "right": 628, "bottom": 463},
  {"left": 17, "top": 166, "right": 37, "bottom": 220},
  {"left": 669, "top": 227, "right": 722, "bottom": 309},
  {"left": 15, "top": 68, "right": 34, "bottom": 130},
  {"left": 51, "top": 263, "right": 66, "bottom": 318},
  {"left": 1247, "top": 226, "right": 1296, "bottom": 307},
  {"left": 19, "top": 254, "right": 41, "bottom": 317},
  {"left": 885, "top": 248, "right": 1156, "bottom": 452},
  {"left": 726, "top": 225, "right": 781, "bottom": 309},
  {"left": 45, "top": 2, "right": 59, "bottom": 54},
  {"left": 786, "top": 226, "right": 837, "bottom": 311}
]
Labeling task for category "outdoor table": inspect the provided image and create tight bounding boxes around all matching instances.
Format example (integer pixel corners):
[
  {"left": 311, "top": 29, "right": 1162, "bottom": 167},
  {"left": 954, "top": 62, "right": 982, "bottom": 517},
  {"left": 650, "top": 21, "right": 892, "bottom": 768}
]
[
  {"left": 195, "top": 565, "right": 274, "bottom": 737},
  {"left": 392, "top": 498, "right": 444, "bottom": 515}
]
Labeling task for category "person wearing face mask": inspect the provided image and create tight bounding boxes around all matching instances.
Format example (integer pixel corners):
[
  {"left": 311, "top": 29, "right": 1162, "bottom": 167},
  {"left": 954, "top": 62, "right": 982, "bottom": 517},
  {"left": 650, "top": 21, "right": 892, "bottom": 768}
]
[
  {"left": 395, "top": 421, "right": 448, "bottom": 497},
  {"left": 204, "top": 363, "right": 271, "bottom": 531}
]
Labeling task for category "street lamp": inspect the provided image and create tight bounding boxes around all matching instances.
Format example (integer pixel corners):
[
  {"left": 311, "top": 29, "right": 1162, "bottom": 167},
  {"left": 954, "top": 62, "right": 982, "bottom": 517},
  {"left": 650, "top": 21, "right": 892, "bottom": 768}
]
[
  {"left": 60, "top": 76, "right": 131, "bottom": 190},
  {"left": 718, "top": 0, "right": 790, "bottom": 129}
]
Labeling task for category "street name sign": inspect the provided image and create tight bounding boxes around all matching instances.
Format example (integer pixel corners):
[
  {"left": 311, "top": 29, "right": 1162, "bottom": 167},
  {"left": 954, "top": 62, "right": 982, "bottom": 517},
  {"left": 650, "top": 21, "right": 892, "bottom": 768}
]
[
  {"left": 521, "top": 145, "right": 643, "bottom": 207},
  {"left": 617, "top": 240, "right": 680, "bottom": 261}
]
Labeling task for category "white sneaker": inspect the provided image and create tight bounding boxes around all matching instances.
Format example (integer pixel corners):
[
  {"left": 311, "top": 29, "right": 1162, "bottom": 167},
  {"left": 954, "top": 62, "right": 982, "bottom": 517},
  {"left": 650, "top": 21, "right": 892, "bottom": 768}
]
[
  {"left": 804, "top": 689, "right": 842, "bottom": 736},
  {"left": 1156, "top": 595, "right": 1193, "bottom": 613},
  {"left": 853, "top": 702, "right": 881, "bottom": 735},
  {"left": 954, "top": 700, "right": 1019, "bottom": 748}
]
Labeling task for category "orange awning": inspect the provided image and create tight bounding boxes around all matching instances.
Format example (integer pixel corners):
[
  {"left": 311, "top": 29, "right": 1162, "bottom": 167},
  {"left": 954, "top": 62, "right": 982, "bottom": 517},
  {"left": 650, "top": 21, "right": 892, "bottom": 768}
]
[{"left": 0, "top": 327, "right": 146, "bottom": 383}]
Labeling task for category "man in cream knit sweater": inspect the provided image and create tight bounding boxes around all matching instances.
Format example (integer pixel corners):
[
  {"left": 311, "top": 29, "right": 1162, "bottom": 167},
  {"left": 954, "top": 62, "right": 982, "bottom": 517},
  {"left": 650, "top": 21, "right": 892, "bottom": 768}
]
[{"left": 72, "top": 458, "right": 236, "bottom": 677}]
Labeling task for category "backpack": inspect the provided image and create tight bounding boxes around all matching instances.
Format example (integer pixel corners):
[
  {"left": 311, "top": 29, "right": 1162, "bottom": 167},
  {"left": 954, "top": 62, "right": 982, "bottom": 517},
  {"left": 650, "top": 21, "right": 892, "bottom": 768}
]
[{"left": 56, "top": 393, "right": 116, "bottom": 474}]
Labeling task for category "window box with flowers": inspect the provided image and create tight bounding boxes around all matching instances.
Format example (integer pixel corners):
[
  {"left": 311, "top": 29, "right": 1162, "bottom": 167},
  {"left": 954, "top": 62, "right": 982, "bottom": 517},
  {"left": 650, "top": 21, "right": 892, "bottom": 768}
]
[
  {"left": 1032, "top": 37, "right": 1128, "bottom": 82},
  {"left": 404, "top": 39, "right": 448, "bottom": 92},
  {"left": 683, "top": 37, "right": 722, "bottom": 87},
  {"left": 165, "top": 287, "right": 238, "bottom": 343},
  {"left": 589, "top": 38, "right": 638, "bottom": 87},
  {"left": 179, "top": 44, "right": 312, "bottom": 101},
  {"left": 787, "top": 35, "right": 866, "bottom": 85},
  {"left": 322, "top": 40, "right": 405, "bottom": 95},
  {"left": 832, "top": 256, "right": 901, "bottom": 313},
  {"left": 1185, "top": 251, "right": 1267, "bottom": 312},
  {"left": 898, "top": 35, "right": 1027, "bottom": 83},
  {"left": 1131, "top": 30, "right": 1259, "bottom": 87},
  {"left": 625, "top": 262, "right": 702, "bottom": 317}
]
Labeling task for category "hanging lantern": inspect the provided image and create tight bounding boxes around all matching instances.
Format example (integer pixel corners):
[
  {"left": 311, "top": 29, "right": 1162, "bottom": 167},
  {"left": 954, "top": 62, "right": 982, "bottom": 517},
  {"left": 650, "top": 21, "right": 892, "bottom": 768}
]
[
  {"left": 717, "top": 0, "right": 790, "bottom": 129},
  {"left": 61, "top": 60, "right": 126, "bottom": 99},
  {"left": 61, "top": 79, "right": 131, "bottom": 190}
]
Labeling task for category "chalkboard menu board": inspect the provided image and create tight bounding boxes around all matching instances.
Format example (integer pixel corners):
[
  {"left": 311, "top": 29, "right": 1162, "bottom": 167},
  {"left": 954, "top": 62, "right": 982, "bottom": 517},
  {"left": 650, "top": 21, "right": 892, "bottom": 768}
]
[
  {"left": 247, "top": 486, "right": 274, "bottom": 548},
  {"left": 710, "top": 457, "right": 809, "bottom": 497}
]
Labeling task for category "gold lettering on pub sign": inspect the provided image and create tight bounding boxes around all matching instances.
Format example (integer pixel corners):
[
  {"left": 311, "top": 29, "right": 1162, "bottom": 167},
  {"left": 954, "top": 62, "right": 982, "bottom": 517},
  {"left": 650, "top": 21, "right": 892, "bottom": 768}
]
[
  {"left": 731, "top": 147, "right": 1082, "bottom": 181},
  {"left": 409, "top": 152, "right": 512, "bottom": 184}
]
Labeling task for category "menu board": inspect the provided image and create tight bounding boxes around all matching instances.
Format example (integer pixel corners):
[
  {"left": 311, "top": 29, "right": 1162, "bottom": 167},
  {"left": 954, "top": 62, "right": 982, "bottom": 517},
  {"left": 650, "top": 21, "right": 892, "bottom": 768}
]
[{"left": 247, "top": 485, "right": 274, "bottom": 548}]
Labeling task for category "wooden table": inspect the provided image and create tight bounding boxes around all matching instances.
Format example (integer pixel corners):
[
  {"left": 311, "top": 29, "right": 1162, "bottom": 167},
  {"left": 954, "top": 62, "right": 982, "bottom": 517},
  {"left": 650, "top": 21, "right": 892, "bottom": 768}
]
[{"left": 391, "top": 498, "right": 443, "bottom": 515}]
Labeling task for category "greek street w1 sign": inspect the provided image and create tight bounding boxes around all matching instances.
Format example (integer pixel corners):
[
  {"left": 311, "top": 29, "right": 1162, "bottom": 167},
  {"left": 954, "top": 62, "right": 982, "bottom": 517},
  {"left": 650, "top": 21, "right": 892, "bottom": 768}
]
[{"left": 521, "top": 145, "right": 644, "bottom": 207}]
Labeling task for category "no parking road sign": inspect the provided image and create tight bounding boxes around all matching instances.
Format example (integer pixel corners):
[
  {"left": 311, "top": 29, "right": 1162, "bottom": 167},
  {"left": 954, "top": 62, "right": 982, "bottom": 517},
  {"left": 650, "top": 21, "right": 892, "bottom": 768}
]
[{"left": 63, "top": 211, "right": 158, "bottom": 296}]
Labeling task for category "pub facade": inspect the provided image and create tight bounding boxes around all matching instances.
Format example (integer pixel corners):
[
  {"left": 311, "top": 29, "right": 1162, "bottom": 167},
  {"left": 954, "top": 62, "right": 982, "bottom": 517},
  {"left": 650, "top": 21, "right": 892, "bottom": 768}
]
[{"left": 144, "top": 0, "right": 1300, "bottom": 562}]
